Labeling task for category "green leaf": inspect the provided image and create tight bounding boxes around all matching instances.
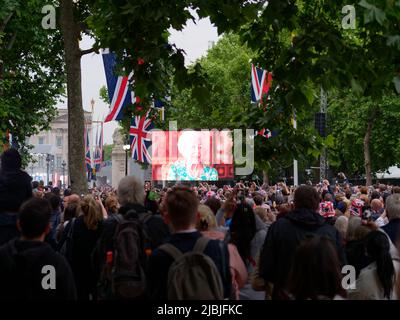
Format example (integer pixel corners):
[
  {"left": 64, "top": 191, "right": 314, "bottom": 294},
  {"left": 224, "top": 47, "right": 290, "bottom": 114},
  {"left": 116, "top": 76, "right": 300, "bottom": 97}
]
[{"left": 324, "top": 134, "right": 335, "bottom": 148}]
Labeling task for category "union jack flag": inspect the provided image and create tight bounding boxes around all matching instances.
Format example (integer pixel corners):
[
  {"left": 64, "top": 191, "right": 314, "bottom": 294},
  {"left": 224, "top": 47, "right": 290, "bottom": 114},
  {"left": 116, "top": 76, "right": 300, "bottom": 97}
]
[
  {"left": 93, "top": 123, "right": 103, "bottom": 173},
  {"left": 102, "top": 52, "right": 137, "bottom": 122},
  {"left": 251, "top": 64, "right": 272, "bottom": 103},
  {"left": 256, "top": 128, "right": 272, "bottom": 139},
  {"left": 84, "top": 125, "right": 91, "bottom": 181},
  {"left": 130, "top": 112, "right": 154, "bottom": 164}
]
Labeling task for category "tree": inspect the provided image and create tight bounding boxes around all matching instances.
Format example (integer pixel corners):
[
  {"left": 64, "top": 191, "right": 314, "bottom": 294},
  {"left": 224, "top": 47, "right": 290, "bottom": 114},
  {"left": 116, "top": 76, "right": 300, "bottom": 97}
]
[
  {"left": 103, "top": 144, "right": 113, "bottom": 162},
  {"left": 328, "top": 93, "right": 400, "bottom": 184},
  {"left": 0, "top": 0, "right": 64, "bottom": 159},
  {"left": 170, "top": 33, "right": 323, "bottom": 183},
  {"left": 59, "top": 0, "right": 95, "bottom": 194},
  {"left": 239, "top": 0, "right": 400, "bottom": 183}
]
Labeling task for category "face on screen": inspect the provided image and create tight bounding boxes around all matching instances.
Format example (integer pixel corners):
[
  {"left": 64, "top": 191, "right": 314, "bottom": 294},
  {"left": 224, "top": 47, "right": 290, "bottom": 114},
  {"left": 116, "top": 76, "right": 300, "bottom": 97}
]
[{"left": 151, "top": 130, "right": 234, "bottom": 181}]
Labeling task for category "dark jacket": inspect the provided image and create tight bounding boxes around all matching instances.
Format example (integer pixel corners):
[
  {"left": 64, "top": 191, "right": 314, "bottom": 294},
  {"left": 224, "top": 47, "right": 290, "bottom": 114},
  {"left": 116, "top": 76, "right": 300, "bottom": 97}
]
[
  {"left": 259, "top": 208, "right": 346, "bottom": 299},
  {"left": 0, "top": 239, "right": 76, "bottom": 300},
  {"left": 147, "top": 231, "right": 232, "bottom": 300},
  {"left": 0, "top": 169, "right": 32, "bottom": 213},
  {"left": 63, "top": 215, "right": 103, "bottom": 300},
  {"left": 0, "top": 169, "right": 32, "bottom": 246},
  {"left": 382, "top": 218, "right": 400, "bottom": 247}
]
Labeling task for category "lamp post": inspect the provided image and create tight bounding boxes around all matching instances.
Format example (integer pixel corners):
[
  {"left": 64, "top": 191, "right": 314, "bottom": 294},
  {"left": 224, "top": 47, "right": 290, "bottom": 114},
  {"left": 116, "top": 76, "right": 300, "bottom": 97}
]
[
  {"left": 61, "top": 160, "right": 66, "bottom": 188},
  {"left": 123, "top": 144, "right": 131, "bottom": 176},
  {"left": 46, "top": 154, "right": 51, "bottom": 185}
]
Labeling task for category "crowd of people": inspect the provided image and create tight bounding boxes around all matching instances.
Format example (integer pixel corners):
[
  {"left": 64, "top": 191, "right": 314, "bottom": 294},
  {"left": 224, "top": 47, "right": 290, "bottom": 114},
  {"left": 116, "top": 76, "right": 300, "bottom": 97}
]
[{"left": 0, "top": 148, "right": 400, "bottom": 300}]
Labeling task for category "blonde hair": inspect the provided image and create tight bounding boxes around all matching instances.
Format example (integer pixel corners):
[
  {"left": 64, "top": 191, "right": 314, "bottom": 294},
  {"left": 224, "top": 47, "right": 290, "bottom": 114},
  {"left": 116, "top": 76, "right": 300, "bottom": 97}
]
[
  {"left": 196, "top": 204, "right": 217, "bottom": 231},
  {"left": 334, "top": 216, "right": 348, "bottom": 241},
  {"left": 80, "top": 195, "right": 103, "bottom": 230},
  {"left": 346, "top": 216, "right": 362, "bottom": 241}
]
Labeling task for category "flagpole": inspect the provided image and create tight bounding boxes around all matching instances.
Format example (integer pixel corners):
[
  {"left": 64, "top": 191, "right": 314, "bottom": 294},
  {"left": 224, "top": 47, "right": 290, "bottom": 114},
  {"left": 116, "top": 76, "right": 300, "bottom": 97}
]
[{"left": 293, "top": 111, "right": 298, "bottom": 186}]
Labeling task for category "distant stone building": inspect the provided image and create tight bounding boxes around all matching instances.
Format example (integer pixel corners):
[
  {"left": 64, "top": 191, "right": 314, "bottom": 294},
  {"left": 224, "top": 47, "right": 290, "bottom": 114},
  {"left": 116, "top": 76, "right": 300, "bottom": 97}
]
[{"left": 26, "top": 108, "right": 93, "bottom": 187}]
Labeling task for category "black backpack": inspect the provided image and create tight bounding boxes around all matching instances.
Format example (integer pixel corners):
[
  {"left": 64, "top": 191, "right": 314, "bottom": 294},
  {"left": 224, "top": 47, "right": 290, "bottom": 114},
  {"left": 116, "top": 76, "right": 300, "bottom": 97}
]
[
  {"left": 96, "top": 211, "right": 152, "bottom": 299},
  {"left": 58, "top": 218, "right": 76, "bottom": 263}
]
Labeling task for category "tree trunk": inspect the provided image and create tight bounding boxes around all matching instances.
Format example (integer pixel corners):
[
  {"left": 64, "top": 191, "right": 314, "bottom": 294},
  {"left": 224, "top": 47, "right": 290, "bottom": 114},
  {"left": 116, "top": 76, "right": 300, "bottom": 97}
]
[
  {"left": 60, "top": 0, "right": 87, "bottom": 194},
  {"left": 363, "top": 112, "right": 375, "bottom": 186}
]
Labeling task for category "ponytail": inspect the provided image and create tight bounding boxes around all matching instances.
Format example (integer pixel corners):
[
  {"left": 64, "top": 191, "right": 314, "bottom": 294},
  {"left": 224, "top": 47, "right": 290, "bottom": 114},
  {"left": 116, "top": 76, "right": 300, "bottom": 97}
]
[{"left": 365, "top": 231, "right": 395, "bottom": 299}]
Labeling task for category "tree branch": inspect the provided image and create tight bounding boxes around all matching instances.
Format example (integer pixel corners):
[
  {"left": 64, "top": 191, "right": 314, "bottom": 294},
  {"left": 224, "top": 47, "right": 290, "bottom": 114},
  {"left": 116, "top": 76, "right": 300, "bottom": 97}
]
[
  {"left": 6, "top": 32, "right": 17, "bottom": 51},
  {"left": 0, "top": 12, "right": 14, "bottom": 33},
  {"left": 80, "top": 47, "right": 96, "bottom": 56}
]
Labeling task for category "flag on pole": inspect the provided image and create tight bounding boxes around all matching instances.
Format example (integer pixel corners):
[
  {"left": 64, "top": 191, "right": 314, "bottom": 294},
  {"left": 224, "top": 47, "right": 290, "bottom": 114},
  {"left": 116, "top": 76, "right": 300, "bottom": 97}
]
[
  {"left": 256, "top": 129, "right": 272, "bottom": 139},
  {"left": 84, "top": 124, "right": 92, "bottom": 181},
  {"left": 130, "top": 112, "right": 154, "bottom": 164},
  {"left": 102, "top": 51, "right": 137, "bottom": 122},
  {"left": 94, "top": 123, "right": 103, "bottom": 173},
  {"left": 251, "top": 64, "right": 272, "bottom": 103}
]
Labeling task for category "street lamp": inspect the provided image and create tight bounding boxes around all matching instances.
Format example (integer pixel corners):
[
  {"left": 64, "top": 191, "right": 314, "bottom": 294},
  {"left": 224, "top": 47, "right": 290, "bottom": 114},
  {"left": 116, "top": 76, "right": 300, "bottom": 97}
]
[
  {"left": 61, "top": 160, "right": 66, "bottom": 188},
  {"left": 46, "top": 154, "right": 51, "bottom": 185},
  {"left": 123, "top": 144, "right": 131, "bottom": 176}
]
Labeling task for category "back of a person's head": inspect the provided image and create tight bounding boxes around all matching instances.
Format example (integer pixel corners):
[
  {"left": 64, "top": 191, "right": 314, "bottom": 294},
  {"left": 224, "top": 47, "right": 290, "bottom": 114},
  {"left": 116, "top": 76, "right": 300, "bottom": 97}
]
[
  {"left": 365, "top": 231, "right": 395, "bottom": 299},
  {"left": 222, "top": 197, "right": 237, "bottom": 216},
  {"left": 196, "top": 204, "right": 217, "bottom": 231},
  {"left": 19, "top": 197, "right": 52, "bottom": 239},
  {"left": 63, "top": 202, "right": 80, "bottom": 222},
  {"left": 360, "top": 186, "right": 368, "bottom": 195},
  {"left": 359, "top": 194, "right": 369, "bottom": 206},
  {"left": 289, "top": 235, "right": 345, "bottom": 300},
  {"left": 230, "top": 203, "right": 257, "bottom": 262},
  {"left": 294, "top": 185, "right": 320, "bottom": 211},
  {"left": 370, "top": 191, "right": 381, "bottom": 201},
  {"left": 64, "top": 188, "right": 72, "bottom": 197},
  {"left": 32, "top": 181, "right": 39, "bottom": 189},
  {"left": 165, "top": 186, "right": 198, "bottom": 229},
  {"left": 44, "top": 192, "right": 61, "bottom": 211},
  {"left": 0, "top": 148, "right": 22, "bottom": 171},
  {"left": 354, "top": 222, "right": 377, "bottom": 241},
  {"left": 392, "top": 186, "right": 400, "bottom": 194},
  {"left": 371, "top": 199, "right": 383, "bottom": 212},
  {"left": 346, "top": 216, "right": 362, "bottom": 241},
  {"left": 117, "top": 176, "right": 144, "bottom": 207},
  {"left": 324, "top": 193, "right": 333, "bottom": 202},
  {"left": 253, "top": 195, "right": 263, "bottom": 206},
  {"left": 80, "top": 195, "right": 102, "bottom": 230},
  {"left": 105, "top": 195, "right": 119, "bottom": 214},
  {"left": 203, "top": 196, "right": 221, "bottom": 215},
  {"left": 385, "top": 194, "right": 400, "bottom": 220},
  {"left": 334, "top": 216, "right": 348, "bottom": 241},
  {"left": 52, "top": 187, "right": 60, "bottom": 196}
]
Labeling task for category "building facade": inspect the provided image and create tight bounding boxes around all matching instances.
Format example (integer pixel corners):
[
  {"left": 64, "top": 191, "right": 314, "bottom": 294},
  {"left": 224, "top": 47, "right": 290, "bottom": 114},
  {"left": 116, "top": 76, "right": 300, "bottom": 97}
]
[{"left": 27, "top": 108, "right": 93, "bottom": 187}]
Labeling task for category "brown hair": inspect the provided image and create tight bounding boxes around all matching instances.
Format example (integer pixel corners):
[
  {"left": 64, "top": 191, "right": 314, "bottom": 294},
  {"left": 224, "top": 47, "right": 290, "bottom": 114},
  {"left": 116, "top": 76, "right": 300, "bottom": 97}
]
[
  {"left": 80, "top": 195, "right": 103, "bottom": 230},
  {"left": 165, "top": 186, "right": 199, "bottom": 229},
  {"left": 222, "top": 198, "right": 237, "bottom": 219},
  {"left": 294, "top": 186, "right": 320, "bottom": 211},
  {"left": 289, "top": 235, "right": 346, "bottom": 299},
  {"left": 360, "top": 186, "right": 368, "bottom": 195},
  {"left": 105, "top": 195, "right": 119, "bottom": 214}
]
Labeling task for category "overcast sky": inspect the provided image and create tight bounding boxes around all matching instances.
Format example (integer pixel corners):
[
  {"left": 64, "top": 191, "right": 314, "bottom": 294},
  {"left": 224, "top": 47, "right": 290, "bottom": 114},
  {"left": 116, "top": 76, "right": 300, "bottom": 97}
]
[{"left": 58, "top": 15, "right": 219, "bottom": 145}]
